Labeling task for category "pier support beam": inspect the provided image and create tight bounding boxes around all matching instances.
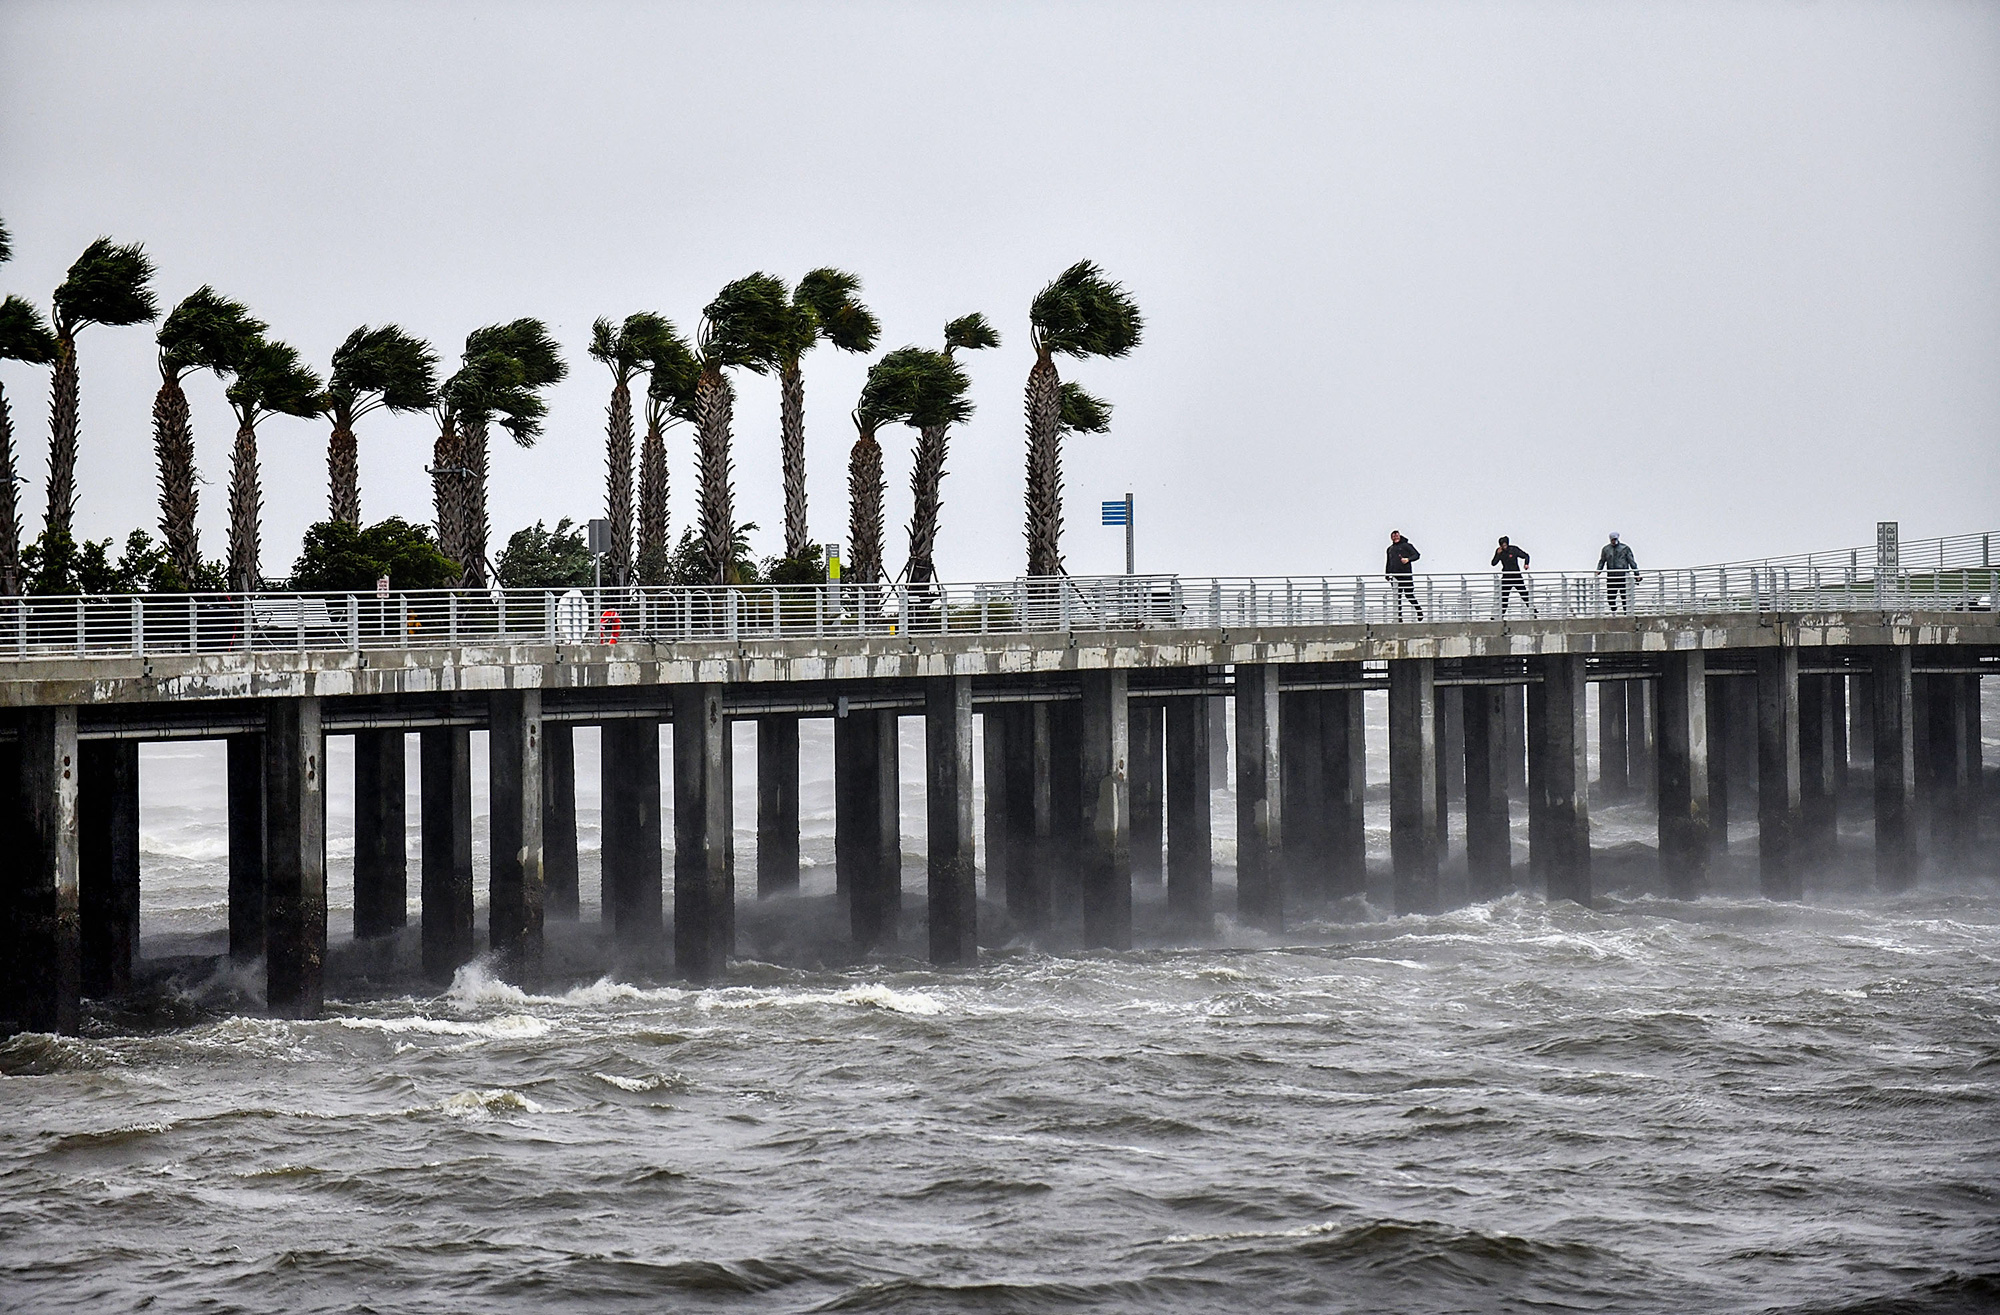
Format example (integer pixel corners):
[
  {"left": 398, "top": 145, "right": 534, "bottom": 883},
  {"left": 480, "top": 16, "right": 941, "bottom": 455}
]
[
  {"left": 1925, "top": 673, "right": 1975, "bottom": 864},
  {"left": 352, "top": 729, "right": 406, "bottom": 939},
  {"left": 1705, "top": 674, "right": 1731, "bottom": 853},
  {"left": 420, "top": 727, "right": 475, "bottom": 982},
  {"left": 757, "top": 715, "right": 801, "bottom": 898},
  {"left": 1799, "top": 674, "right": 1839, "bottom": 863},
  {"left": 1657, "top": 652, "right": 1711, "bottom": 898},
  {"left": 1280, "top": 682, "right": 1326, "bottom": 903},
  {"left": 1504, "top": 683, "right": 1528, "bottom": 797},
  {"left": 79, "top": 740, "right": 139, "bottom": 998},
  {"left": 264, "top": 698, "right": 326, "bottom": 1019},
  {"left": 488, "top": 691, "right": 544, "bottom": 979},
  {"left": 1629, "top": 679, "right": 1656, "bottom": 797},
  {"left": 1050, "top": 702, "right": 1083, "bottom": 923},
  {"left": 1209, "top": 695, "right": 1229, "bottom": 788},
  {"left": 227, "top": 733, "right": 264, "bottom": 962},
  {"left": 1870, "top": 648, "right": 1918, "bottom": 890},
  {"left": 926, "top": 677, "right": 979, "bottom": 965},
  {"left": 1234, "top": 663, "right": 1283, "bottom": 930},
  {"left": 1324, "top": 667, "right": 1369, "bottom": 898},
  {"left": 1463, "top": 683, "right": 1512, "bottom": 901},
  {"left": 673, "top": 685, "right": 732, "bottom": 981},
  {"left": 542, "top": 723, "right": 579, "bottom": 920},
  {"left": 1598, "top": 681, "right": 1629, "bottom": 800},
  {"left": 982, "top": 709, "right": 1009, "bottom": 907},
  {"left": 1129, "top": 701, "right": 1164, "bottom": 885},
  {"left": 836, "top": 708, "right": 900, "bottom": 950},
  {"left": 11, "top": 709, "right": 79, "bottom": 1033},
  {"left": 1847, "top": 671, "right": 1874, "bottom": 781},
  {"left": 1079, "top": 671, "right": 1132, "bottom": 950},
  {"left": 1530, "top": 655, "right": 1592, "bottom": 905},
  {"left": 601, "top": 719, "right": 665, "bottom": 950},
  {"left": 1757, "top": 648, "right": 1803, "bottom": 900},
  {"left": 1000, "top": 703, "right": 1052, "bottom": 930},
  {"left": 1389, "top": 658, "right": 1440, "bottom": 915},
  {"left": 1165, "top": 695, "right": 1213, "bottom": 931}
]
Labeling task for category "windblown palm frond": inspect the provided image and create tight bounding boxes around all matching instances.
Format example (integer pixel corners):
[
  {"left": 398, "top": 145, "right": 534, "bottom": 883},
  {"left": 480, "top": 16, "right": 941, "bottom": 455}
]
[
  {"left": 1057, "top": 382, "right": 1112, "bottom": 435},
  {"left": 153, "top": 288, "right": 262, "bottom": 582},
  {"left": 328, "top": 324, "right": 438, "bottom": 422},
  {"left": 0, "top": 296, "right": 57, "bottom": 365},
  {"left": 227, "top": 338, "right": 324, "bottom": 425},
  {"left": 796, "top": 268, "right": 881, "bottom": 354},
  {"left": 159, "top": 287, "right": 265, "bottom": 383},
  {"left": 0, "top": 216, "right": 11, "bottom": 265},
  {"left": 699, "top": 274, "right": 790, "bottom": 373},
  {"left": 944, "top": 312, "right": 1000, "bottom": 354},
  {"left": 1028, "top": 260, "right": 1143, "bottom": 360},
  {"left": 52, "top": 238, "right": 159, "bottom": 334}
]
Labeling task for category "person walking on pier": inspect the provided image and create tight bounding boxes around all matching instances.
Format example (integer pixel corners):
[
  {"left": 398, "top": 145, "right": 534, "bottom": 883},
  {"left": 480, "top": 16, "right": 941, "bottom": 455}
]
[
  {"left": 1492, "top": 536, "right": 1533, "bottom": 616},
  {"left": 1386, "top": 529, "right": 1424, "bottom": 620},
  {"left": 1597, "top": 531, "right": 1639, "bottom": 612}
]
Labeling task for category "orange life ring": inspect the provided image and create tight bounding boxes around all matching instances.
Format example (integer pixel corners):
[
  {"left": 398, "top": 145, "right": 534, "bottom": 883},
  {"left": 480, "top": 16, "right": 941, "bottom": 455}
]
[{"left": 598, "top": 609, "right": 622, "bottom": 644}]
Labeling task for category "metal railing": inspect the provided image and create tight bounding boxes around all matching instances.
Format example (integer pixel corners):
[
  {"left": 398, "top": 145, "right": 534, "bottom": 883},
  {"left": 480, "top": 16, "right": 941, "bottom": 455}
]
[{"left": 1, "top": 532, "right": 1993, "bottom": 660}]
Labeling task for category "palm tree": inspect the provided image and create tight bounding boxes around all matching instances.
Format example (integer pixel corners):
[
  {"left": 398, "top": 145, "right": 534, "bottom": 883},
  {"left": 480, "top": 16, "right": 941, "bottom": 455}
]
[
  {"left": 46, "top": 237, "right": 158, "bottom": 540},
  {"left": 903, "top": 314, "right": 994, "bottom": 585},
  {"left": 693, "top": 275, "right": 789, "bottom": 583},
  {"left": 0, "top": 220, "right": 59, "bottom": 596},
  {"left": 1023, "top": 260, "right": 1142, "bottom": 576},
  {"left": 638, "top": 323, "right": 698, "bottom": 586},
  {"left": 430, "top": 320, "right": 565, "bottom": 587},
  {"left": 848, "top": 347, "right": 950, "bottom": 586},
  {"left": 588, "top": 313, "right": 682, "bottom": 586},
  {"left": 322, "top": 325, "right": 438, "bottom": 526},
  {"left": 224, "top": 336, "right": 323, "bottom": 591},
  {"left": 153, "top": 288, "right": 265, "bottom": 587},
  {"left": 776, "top": 269, "right": 880, "bottom": 567}
]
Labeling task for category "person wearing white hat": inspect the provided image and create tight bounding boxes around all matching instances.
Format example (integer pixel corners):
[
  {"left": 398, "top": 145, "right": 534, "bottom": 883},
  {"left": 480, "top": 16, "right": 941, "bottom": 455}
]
[{"left": 1597, "top": 531, "right": 1640, "bottom": 613}]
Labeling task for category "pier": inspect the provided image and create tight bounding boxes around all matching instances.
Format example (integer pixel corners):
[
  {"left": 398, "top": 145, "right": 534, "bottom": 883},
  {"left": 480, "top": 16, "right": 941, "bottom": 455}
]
[{"left": 2, "top": 530, "right": 1994, "bottom": 1031}]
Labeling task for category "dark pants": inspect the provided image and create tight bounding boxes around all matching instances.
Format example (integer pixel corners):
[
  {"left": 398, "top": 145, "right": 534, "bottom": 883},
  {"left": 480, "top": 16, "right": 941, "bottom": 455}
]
[
  {"left": 1390, "top": 573, "right": 1423, "bottom": 620},
  {"left": 1499, "top": 573, "right": 1532, "bottom": 615},
  {"left": 1607, "top": 571, "right": 1631, "bottom": 612}
]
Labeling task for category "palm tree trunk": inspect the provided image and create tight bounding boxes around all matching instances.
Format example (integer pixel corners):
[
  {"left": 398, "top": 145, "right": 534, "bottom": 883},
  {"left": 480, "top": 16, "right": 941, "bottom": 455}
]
[
  {"left": 327, "top": 420, "right": 360, "bottom": 526},
  {"left": 1023, "top": 353, "right": 1065, "bottom": 576},
  {"left": 460, "top": 416, "right": 491, "bottom": 588},
  {"left": 153, "top": 376, "right": 203, "bottom": 587},
  {"left": 779, "top": 361, "right": 809, "bottom": 561},
  {"left": 0, "top": 382, "right": 20, "bottom": 596},
  {"left": 904, "top": 422, "right": 949, "bottom": 585},
  {"left": 695, "top": 366, "right": 735, "bottom": 585},
  {"left": 432, "top": 418, "right": 462, "bottom": 570},
  {"left": 227, "top": 418, "right": 262, "bottom": 592},
  {"left": 848, "top": 424, "right": 885, "bottom": 586},
  {"left": 637, "top": 411, "right": 669, "bottom": 586},
  {"left": 604, "top": 380, "right": 634, "bottom": 586},
  {"left": 44, "top": 332, "right": 79, "bottom": 540}
]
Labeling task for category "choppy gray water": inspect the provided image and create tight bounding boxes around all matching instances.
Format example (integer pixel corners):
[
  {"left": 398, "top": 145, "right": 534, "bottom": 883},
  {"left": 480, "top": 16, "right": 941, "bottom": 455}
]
[{"left": 4, "top": 706, "right": 1997, "bottom": 1314}]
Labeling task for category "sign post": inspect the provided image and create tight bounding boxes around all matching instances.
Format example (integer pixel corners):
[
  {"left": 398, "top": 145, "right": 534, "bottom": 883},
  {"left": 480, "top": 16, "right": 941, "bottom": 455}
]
[{"left": 1101, "top": 495, "right": 1134, "bottom": 575}]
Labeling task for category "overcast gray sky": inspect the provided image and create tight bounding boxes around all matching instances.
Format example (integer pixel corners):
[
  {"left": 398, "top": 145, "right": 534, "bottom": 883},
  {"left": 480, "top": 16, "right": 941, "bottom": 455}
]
[{"left": 1, "top": 0, "right": 1994, "bottom": 583}]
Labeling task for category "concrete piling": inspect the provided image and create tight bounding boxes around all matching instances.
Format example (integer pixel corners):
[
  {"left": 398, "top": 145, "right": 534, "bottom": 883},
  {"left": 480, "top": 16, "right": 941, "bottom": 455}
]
[
  {"left": 1870, "top": 647, "right": 1918, "bottom": 889},
  {"left": 1462, "top": 683, "right": 1513, "bottom": 901},
  {"left": 1756, "top": 648, "right": 1803, "bottom": 900},
  {"left": 1657, "top": 652, "right": 1711, "bottom": 898},
  {"left": 79, "top": 739, "right": 140, "bottom": 998},
  {"left": 1705, "top": 674, "right": 1731, "bottom": 853},
  {"left": 420, "top": 727, "right": 476, "bottom": 982},
  {"left": 1165, "top": 694, "right": 1214, "bottom": 931},
  {"left": 1389, "top": 658, "right": 1440, "bottom": 915},
  {"left": 1000, "top": 702, "right": 1053, "bottom": 930},
  {"left": 1280, "top": 681, "right": 1326, "bottom": 903},
  {"left": 600, "top": 718, "right": 665, "bottom": 951},
  {"left": 488, "top": 691, "right": 544, "bottom": 979},
  {"left": 1629, "top": 679, "right": 1656, "bottom": 797},
  {"left": 672, "top": 685, "right": 732, "bottom": 981},
  {"left": 836, "top": 708, "right": 900, "bottom": 950},
  {"left": 1598, "top": 681, "right": 1629, "bottom": 800},
  {"left": 1925, "top": 672, "right": 1975, "bottom": 863},
  {"left": 1799, "top": 674, "right": 1839, "bottom": 863},
  {"left": 756, "top": 715, "right": 801, "bottom": 898},
  {"left": 541, "top": 722, "right": 580, "bottom": 920},
  {"left": 1079, "top": 671, "right": 1132, "bottom": 950},
  {"left": 1129, "top": 700, "right": 1164, "bottom": 884},
  {"left": 925, "top": 677, "right": 979, "bottom": 965},
  {"left": 1234, "top": 663, "right": 1284, "bottom": 930},
  {"left": 1530, "top": 655, "right": 1592, "bottom": 905},
  {"left": 1323, "top": 668, "right": 1369, "bottom": 899},
  {"left": 264, "top": 698, "right": 326, "bottom": 1019},
  {"left": 13, "top": 708, "right": 80, "bottom": 1033},
  {"left": 227, "top": 733, "right": 265, "bottom": 962},
  {"left": 352, "top": 729, "right": 406, "bottom": 939}
]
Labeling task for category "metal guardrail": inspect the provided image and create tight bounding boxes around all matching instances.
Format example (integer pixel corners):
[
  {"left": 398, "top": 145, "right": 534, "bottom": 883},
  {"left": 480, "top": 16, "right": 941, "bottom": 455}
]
[{"left": 1, "top": 533, "right": 1993, "bottom": 660}]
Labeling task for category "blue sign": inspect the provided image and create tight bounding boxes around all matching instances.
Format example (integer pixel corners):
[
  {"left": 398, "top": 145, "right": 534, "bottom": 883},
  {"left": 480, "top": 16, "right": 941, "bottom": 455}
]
[{"left": 1101, "top": 501, "right": 1129, "bottom": 526}]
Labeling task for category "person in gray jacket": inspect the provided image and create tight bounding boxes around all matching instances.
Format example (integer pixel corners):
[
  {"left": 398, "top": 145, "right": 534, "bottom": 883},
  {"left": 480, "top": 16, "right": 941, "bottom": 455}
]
[{"left": 1597, "top": 532, "right": 1639, "bottom": 612}]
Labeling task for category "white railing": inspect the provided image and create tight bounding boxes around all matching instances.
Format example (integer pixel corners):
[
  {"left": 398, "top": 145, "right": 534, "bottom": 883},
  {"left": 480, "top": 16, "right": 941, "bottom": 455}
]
[{"left": 1, "top": 533, "right": 1993, "bottom": 661}]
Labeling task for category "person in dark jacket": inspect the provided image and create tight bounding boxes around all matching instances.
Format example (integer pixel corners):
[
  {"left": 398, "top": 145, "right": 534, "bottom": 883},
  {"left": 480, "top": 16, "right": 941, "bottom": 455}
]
[
  {"left": 1385, "top": 530, "right": 1423, "bottom": 620},
  {"left": 1492, "top": 536, "right": 1532, "bottom": 616},
  {"left": 1597, "top": 531, "right": 1639, "bottom": 612}
]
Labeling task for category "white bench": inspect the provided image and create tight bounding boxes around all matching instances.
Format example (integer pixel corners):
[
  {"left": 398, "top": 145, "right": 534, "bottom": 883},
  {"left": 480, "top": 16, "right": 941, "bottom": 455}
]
[{"left": 249, "top": 596, "right": 344, "bottom": 643}]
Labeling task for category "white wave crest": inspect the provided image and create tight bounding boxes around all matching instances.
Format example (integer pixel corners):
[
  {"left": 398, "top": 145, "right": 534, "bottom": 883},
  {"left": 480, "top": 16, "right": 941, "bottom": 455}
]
[
  {"left": 439, "top": 1088, "right": 544, "bottom": 1119},
  {"left": 698, "top": 983, "right": 945, "bottom": 1016},
  {"left": 338, "top": 1014, "right": 549, "bottom": 1040}
]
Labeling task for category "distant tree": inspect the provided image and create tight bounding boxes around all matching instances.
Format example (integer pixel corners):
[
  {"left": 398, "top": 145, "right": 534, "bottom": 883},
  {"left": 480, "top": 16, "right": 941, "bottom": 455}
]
[
  {"left": 848, "top": 348, "right": 946, "bottom": 585},
  {"left": 24, "top": 527, "right": 185, "bottom": 595},
  {"left": 589, "top": 313, "right": 685, "bottom": 585},
  {"left": 153, "top": 287, "right": 264, "bottom": 588},
  {"left": 289, "top": 516, "right": 458, "bottom": 592},
  {"left": 322, "top": 325, "right": 438, "bottom": 526},
  {"left": 904, "top": 314, "right": 994, "bottom": 585},
  {"left": 1023, "top": 261, "right": 1141, "bottom": 575},
  {"left": 429, "top": 320, "right": 566, "bottom": 587},
  {"left": 693, "top": 275, "right": 789, "bottom": 583},
  {"left": 638, "top": 322, "right": 699, "bottom": 586},
  {"left": 0, "top": 219, "right": 60, "bottom": 595},
  {"left": 664, "top": 522, "right": 761, "bottom": 587},
  {"left": 494, "top": 518, "right": 594, "bottom": 589},
  {"left": 225, "top": 336, "right": 323, "bottom": 590},
  {"left": 46, "top": 237, "right": 158, "bottom": 540},
  {"left": 775, "top": 269, "right": 880, "bottom": 570}
]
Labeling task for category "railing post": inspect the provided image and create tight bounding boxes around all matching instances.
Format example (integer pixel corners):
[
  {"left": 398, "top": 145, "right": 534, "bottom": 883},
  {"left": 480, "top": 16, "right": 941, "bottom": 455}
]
[
  {"left": 448, "top": 592, "right": 458, "bottom": 644},
  {"left": 241, "top": 595, "right": 252, "bottom": 652},
  {"left": 74, "top": 596, "right": 84, "bottom": 656},
  {"left": 131, "top": 596, "right": 143, "bottom": 656}
]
